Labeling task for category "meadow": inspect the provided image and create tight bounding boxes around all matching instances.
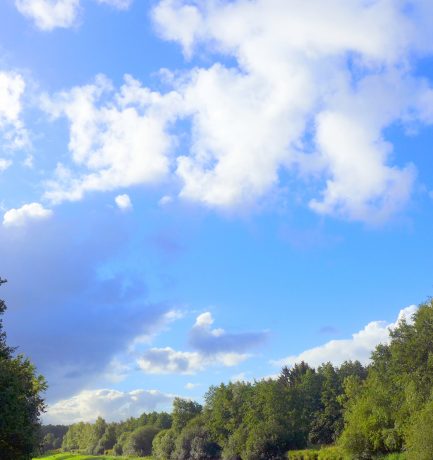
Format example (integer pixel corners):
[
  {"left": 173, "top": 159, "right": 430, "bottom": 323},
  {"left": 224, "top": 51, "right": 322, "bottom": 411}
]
[{"left": 34, "top": 453, "right": 153, "bottom": 460}]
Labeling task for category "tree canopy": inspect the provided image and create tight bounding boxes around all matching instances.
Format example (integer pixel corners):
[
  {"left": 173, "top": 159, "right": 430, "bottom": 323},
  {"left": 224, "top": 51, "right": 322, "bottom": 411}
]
[{"left": 0, "top": 278, "right": 47, "bottom": 460}]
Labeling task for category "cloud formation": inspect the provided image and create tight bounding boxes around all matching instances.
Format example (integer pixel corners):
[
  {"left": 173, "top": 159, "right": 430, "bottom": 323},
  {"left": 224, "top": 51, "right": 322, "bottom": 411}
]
[
  {"left": 3, "top": 202, "right": 53, "bottom": 227},
  {"left": 15, "top": 0, "right": 81, "bottom": 30},
  {"left": 274, "top": 305, "right": 417, "bottom": 368},
  {"left": 15, "top": 0, "right": 133, "bottom": 31},
  {"left": 138, "top": 312, "right": 266, "bottom": 374},
  {"left": 0, "top": 71, "right": 28, "bottom": 150},
  {"left": 1, "top": 208, "right": 170, "bottom": 400},
  {"left": 189, "top": 312, "right": 267, "bottom": 354},
  {"left": 115, "top": 194, "right": 132, "bottom": 211},
  {"left": 42, "top": 75, "right": 180, "bottom": 203},
  {"left": 151, "top": 0, "right": 432, "bottom": 221},
  {"left": 45, "top": 388, "right": 174, "bottom": 424},
  {"left": 31, "top": 0, "right": 433, "bottom": 223}
]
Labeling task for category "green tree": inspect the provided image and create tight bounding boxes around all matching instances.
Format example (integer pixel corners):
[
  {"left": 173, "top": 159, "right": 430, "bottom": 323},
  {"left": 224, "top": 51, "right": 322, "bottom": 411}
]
[
  {"left": 173, "top": 417, "right": 221, "bottom": 460},
  {"left": 172, "top": 397, "right": 203, "bottom": 433},
  {"left": 152, "top": 428, "right": 177, "bottom": 460},
  {"left": 0, "top": 278, "right": 47, "bottom": 460},
  {"left": 123, "top": 425, "right": 160, "bottom": 456}
]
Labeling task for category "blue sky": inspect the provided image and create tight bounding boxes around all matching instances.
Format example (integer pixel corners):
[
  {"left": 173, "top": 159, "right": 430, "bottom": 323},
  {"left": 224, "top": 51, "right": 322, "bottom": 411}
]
[{"left": 1, "top": 0, "right": 433, "bottom": 423}]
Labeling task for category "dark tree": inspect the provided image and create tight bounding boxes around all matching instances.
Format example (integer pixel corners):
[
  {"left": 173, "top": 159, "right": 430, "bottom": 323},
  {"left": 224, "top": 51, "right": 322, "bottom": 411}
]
[{"left": 0, "top": 278, "right": 47, "bottom": 459}]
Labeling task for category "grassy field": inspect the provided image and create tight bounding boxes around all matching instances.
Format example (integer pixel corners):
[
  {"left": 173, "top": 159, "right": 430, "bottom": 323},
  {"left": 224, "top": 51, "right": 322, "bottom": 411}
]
[{"left": 33, "top": 453, "right": 153, "bottom": 460}]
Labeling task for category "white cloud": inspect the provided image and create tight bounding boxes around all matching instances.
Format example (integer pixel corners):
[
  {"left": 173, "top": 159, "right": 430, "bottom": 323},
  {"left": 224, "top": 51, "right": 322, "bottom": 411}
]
[
  {"left": 274, "top": 305, "right": 417, "bottom": 368},
  {"left": 15, "top": 0, "right": 133, "bottom": 30},
  {"left": 115, "top": 193, "right": 132, "bottom": 211},
  {"left": 0, "top": 159, "right": 12, "bottom": 172},
  {"left": 3, "top": 202, "right": 53, "bottom": 227},
  {"left": 185, "top": 382, "right": 200, "bottom": 390},
  {"left": 189, "top": 311, "right": 267, "bottom": 354},
  {"left": 31, "top": 1, "right": 433, "bottom": 223},
  {"left": 42, "top": 75, "right": 181, "bottom": 204},
  {"left": 0, "top": 71, "right": 28, "bottom": 150},
  {"left": 137, "top": 311, "right": 265, "bottom": 374},
  {"left": 45, "top": 388, "right": 174, "bottom": 424},
  {"left": 158, "top": 195, "right": 173, "bottom": 206},
  {"left": 96, "top": 0, "right": 132, "bottom": 10},
  {"left": 149, "top": 0, "right": 433, "bottom": 222},
  {"left": 15, "top": 0, "right": 81, "bottom": 31},
  {"left": 138, "top": 346, "right": 248, "bottom": 374}
]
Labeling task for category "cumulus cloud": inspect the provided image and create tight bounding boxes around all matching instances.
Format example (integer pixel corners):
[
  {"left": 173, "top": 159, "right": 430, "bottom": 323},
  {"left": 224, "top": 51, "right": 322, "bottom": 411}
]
[
  {"left": 31, "top": 1, "right": 433, "bottom": 223},
  {"left": 15, "top": 0, "right": 81, "bottom": 31},
  {"left": 150, "top": 0, "right": 433, "bottom": 221},
  {"left": 274, "top": 305, "right": 417, "bottom": 368},
  {"left": 138, "top": 346, "right": 248, "bottom": 374},
  {"left": 0, "top": 159, "right": 12, "bottom": 172},
  {"left": 115, "top": 193, "right": 132, "bottom": 211},
  {"left": 0, "top": 71, "right": 28, "bottom": 150},
  {"left": 15, "top": 0, "right": 133, "bottom": 30},
  {"left": 138, "top": 312, "right": 266, "bottom": 374},
  {"left": 3, "top": 202, "right": 53, "bottom": 227},
  {"left": 42, "top": 75, "right": 181, "bottom": 203},
  {"left": 45, "top": 388, "right": 174, "bottom": 424},
  {"left": 189, "top": 312, "right": 268, "bottom": 354}
]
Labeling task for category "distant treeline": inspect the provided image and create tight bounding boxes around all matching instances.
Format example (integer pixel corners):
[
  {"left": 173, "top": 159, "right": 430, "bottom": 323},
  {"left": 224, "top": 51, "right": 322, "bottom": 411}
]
[{"left": 42, "top": 299, "right": 433, "bottom": 459}]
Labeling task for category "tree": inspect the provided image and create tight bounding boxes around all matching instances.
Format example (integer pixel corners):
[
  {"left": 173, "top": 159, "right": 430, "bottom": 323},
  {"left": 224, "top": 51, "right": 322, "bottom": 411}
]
[
  {"left": 152, "top": 428, "right": 177, "bottom": 460},
  {"left": 172, "top": 397, "right": 203, "bottom": 433},
  {"left": 0, "top": 278, "right": 47, "bottom": 460},
  {"left": 123, "top": 425, "right": 160, "bottom": 456},
  {"left": 173, "top": 417, "right": 221, "bottom": 460}
]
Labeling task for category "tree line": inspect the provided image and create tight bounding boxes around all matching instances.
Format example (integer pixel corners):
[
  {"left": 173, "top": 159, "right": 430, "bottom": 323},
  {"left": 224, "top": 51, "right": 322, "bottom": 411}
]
[
  {"left": 50, "top": 298, "right": 433, "bottom": 459},
  {"left": 3, "top": 275, "right": 433, "bottom": 459}
]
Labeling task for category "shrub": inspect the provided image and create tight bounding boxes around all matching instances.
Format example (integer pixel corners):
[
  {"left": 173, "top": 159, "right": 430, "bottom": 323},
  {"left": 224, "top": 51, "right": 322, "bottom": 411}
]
[
  {"left": 173, "top": 420, "right": 221, "bottom": 460},
  {"left": 405, "top": 398, "right": 433, "bottom": 460},
  {"left": 122, "top": 425, "right": 160, "bottom": 456},
  {"left": 318, "top": 446, "right": 348, "bottom": 460},
  {"left": 287, "top": 449, "right": 319, "bottom": 460},
  {"left": 152, "top": 428, "right": 177, "bottom": 460}
]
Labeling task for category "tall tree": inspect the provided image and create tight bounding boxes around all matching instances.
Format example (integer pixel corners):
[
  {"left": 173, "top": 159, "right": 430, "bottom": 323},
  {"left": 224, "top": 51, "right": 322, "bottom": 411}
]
[{"left": 0, "top": 278, "right": 47, "bottom": 459}]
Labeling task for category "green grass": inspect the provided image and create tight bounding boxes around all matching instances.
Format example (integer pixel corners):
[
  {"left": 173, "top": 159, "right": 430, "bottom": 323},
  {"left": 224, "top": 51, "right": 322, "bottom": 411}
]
[{"left": 33, "top": 453, "right": 153, "bottom": 460}]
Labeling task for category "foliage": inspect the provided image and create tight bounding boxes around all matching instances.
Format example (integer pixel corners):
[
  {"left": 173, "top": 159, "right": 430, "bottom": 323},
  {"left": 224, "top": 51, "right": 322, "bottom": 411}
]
[
  {"left": 0, "top": 278, "right": 47, "bottom": 460},
  {"left": 152, "top": 429, "right": 177, "bottom": 460},
  {"left": 173, "top": 417, "right": 221, "bottom": 460},
  {"left": 123, "top": 426, "right": 160, "bottom": 457},
  {"left": 171, "top": 397, "right": 203, "bottom": 433},
  {"left": 287, "top": 450, "right": 319, "bottom": 459},
  {"left": 61, "top": 410, "right": 172, "bottom": 456},
  {"left": 340, "top": 299, "right": 433, "bottom": 459}
]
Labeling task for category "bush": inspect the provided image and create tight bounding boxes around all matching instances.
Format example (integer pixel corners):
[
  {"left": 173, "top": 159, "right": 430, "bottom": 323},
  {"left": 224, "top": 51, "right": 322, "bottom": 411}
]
[
  {"left": 378, "top": 454, "right": 407, "bottom": 460},
  {"left": 405, "top": 398, "right": 433, "bottom": 460},
  {"left": 287, "top": 449, "right": 319, "bottom": 459},
  {"left": 173, "top": 420, "right": 221, "bottom": 460},
  {"left": 152, "top": 428, "right": 177, "bottom": 460},
  {"left": 122, "top": 425, "right": 160, "bottom": 456},
  {"left": 318, "top": 446, "right": 348, "bottom": 460}
]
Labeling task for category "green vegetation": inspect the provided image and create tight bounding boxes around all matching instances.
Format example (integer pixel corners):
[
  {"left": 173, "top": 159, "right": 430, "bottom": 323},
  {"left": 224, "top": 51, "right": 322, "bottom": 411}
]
[
  {"left": 33, "top": 453, "right": 152, "bottom": 460},
  {"left": 0, "top": 278, "right": 47, "bottom": 460},
  {"left": 5, "top": 273, "right": 433, "bottom": 459}
]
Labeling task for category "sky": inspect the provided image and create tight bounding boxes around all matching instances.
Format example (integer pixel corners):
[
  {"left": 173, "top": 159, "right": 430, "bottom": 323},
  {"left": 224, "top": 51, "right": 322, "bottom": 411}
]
[{"left": 1, "top": 0, "right": 433, "bottom": 425}]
